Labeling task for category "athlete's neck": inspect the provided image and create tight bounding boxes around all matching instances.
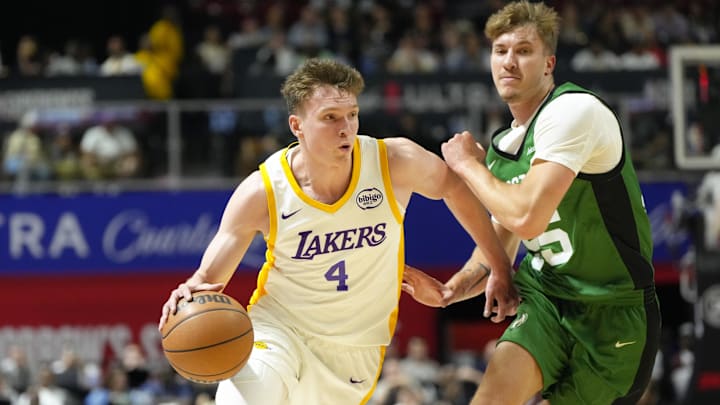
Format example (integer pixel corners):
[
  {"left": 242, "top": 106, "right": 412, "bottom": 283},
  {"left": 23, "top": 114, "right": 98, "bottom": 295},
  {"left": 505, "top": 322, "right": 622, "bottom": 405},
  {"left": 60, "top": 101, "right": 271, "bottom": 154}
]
[
  {"left": 508, "top": 82, "right": 555, "bottom": 125},
  {"left": 290, "top": 147, "right": 353, "bottom": 204}
]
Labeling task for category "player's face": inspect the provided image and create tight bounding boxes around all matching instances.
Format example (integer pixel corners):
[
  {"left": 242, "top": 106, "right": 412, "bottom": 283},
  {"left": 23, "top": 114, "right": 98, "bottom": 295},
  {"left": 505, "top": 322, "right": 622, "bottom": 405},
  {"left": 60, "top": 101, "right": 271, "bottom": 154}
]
[
  {"left": 294, "top": 85, "right": 359, "bottom": 165},
  {"left": 490, "top": 25, "right": 555, "bottom": 104}
]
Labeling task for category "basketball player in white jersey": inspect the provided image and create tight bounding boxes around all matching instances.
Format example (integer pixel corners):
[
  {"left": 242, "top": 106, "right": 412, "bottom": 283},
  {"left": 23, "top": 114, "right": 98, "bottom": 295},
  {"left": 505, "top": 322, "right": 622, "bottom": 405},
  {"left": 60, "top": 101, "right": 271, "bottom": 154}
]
[{"left": 158, "top": 58, "right": 518, "bottom": 405}]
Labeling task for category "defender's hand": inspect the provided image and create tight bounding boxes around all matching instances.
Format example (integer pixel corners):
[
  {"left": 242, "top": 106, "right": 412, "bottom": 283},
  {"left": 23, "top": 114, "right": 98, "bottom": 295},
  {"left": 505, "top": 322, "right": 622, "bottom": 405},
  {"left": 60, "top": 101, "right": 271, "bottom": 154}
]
[
  {"left": 483, "top": 270, "right": 519, "bottom": 323},
  {"left": 402, "top": 265, "right": 452, "bottom": 308}
]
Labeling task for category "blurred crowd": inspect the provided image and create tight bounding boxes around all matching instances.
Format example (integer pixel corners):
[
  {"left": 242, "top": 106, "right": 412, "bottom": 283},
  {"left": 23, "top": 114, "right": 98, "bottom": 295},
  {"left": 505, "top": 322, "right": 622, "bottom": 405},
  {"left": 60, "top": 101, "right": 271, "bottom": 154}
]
[
  {"left": 0, "top": 0, "right": 717, "bottom": 97},
  {"left": 0, "top": 1, "right": 713, "bottom": 404},
  {"left": 0, "top": 342, "right": 214, "bottom": 405},
  {"left": 2, "top": 0, "right": 718, "bottom": 185},
  {"left": 0, "top": 330, "right": 699, "bottom": 405}
]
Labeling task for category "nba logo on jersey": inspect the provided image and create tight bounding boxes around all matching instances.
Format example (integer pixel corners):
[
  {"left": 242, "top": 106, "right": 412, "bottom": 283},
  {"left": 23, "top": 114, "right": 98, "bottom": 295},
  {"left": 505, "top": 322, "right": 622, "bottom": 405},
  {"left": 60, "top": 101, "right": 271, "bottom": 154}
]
[{"left": 356, "top": 188, "right": 383, "bottom": 210}]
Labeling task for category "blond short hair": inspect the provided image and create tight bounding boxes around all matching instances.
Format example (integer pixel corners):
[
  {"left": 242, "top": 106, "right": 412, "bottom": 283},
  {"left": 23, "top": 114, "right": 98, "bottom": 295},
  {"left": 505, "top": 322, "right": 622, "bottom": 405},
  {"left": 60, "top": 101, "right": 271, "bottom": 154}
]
[
  {"left": 280, "top": 58, "right": 365, "bottom": 114},
  {"left": 484, "top": 1, "right": 560, "bottom": 55}
]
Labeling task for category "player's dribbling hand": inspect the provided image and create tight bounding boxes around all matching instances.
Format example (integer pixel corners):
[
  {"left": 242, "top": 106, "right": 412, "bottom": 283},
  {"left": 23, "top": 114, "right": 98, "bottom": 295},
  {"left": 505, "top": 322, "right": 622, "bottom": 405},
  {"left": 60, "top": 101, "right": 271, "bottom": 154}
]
[
  {"left": 158, "top": 281, "right": 224, "bottom": 331},
  {"left": 483, "top": 269, "right": 519, "bottom": 323}
]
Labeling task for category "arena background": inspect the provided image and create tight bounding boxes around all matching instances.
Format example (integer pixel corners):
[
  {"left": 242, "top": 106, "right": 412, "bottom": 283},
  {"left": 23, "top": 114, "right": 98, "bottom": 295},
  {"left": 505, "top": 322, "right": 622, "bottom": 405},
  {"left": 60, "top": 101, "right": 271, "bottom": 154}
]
[{"left": 1, "top": 1, "right": 719, "bottom": 404}]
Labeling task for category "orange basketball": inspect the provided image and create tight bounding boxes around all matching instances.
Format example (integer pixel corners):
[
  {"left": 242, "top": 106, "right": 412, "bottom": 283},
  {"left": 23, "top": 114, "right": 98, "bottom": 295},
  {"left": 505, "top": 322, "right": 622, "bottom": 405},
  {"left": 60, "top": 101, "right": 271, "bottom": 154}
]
[{"left": 161, "top": 291, "right": 253, "bottom": 384}]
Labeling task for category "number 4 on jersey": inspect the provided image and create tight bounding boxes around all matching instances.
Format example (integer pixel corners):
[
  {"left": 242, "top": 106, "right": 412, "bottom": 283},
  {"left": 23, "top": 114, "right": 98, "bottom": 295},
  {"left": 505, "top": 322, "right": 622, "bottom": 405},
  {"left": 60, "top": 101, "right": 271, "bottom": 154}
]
[{"left": 325, "top": 260, "right": 349, "bottom": 291}]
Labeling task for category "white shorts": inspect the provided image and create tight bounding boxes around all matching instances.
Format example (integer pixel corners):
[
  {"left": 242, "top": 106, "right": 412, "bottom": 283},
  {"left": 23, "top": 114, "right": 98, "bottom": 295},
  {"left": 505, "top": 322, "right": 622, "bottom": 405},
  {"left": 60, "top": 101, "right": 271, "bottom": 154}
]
[{"left": 215, "top": 307, "right": 385, "bottom": 405}]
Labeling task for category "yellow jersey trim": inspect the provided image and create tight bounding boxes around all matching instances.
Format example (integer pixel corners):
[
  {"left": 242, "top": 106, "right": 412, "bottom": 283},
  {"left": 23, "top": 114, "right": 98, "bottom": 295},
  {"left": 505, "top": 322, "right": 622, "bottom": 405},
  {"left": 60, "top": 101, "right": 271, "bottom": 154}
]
[
  {"left": 378, "top": 139, "right": 403, "bottom": 224},
  {"left": 280, "top": 138, "right": 362, "bottom": 213},
  {"left": 249, "top": 163, "right": 277, "bottom": 308}
]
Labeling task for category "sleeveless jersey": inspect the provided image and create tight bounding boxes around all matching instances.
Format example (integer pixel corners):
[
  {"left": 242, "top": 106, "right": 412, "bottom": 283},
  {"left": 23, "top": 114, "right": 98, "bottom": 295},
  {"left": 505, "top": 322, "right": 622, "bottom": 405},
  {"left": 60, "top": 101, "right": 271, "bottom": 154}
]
[
  {"left": 249, "top": 135, "right": 405, "bottom": 346},
  {"left": 486, "top": 82, "right": 654, "bottom": 304}
]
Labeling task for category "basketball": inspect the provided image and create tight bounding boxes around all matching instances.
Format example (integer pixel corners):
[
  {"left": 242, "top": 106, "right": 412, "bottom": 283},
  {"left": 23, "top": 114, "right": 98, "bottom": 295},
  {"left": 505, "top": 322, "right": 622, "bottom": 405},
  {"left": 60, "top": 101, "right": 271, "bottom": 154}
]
[{"left": 161, "top": 291, "right": 254, "bottom": 384}]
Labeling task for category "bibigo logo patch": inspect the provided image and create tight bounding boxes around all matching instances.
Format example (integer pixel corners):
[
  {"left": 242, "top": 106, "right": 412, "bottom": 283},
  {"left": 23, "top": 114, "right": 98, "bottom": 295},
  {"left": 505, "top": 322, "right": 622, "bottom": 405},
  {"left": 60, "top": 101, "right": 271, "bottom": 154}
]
[{"left": 356, "top": 188, "right": 383, "bottom": 210}]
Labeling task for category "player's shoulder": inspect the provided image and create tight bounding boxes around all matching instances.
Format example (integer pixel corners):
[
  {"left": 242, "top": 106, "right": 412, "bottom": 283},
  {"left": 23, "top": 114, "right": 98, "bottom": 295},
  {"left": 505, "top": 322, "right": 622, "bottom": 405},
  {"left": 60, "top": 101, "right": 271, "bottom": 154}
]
[
  {"left": 233, "top": 170, "right": 267, "bottom": 200},
  {"left": 550, "top": 92, "right": 602, "bottom": 112},
  {"left": 379, "top": 136, "right": 423, "bottom": 157},
  {"left": 542, "top": 92, "right": 611, "bottom": 122}
]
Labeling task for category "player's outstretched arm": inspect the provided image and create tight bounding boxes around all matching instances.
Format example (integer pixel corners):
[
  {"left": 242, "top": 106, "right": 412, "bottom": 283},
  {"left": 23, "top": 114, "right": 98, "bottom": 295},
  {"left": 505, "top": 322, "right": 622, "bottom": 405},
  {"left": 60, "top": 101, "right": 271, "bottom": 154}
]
[
  {"left": 442, "top": 131, "right": 575, "bottom": 240},
  {"left": 159, "top": 171, "right": 268, "bottom": 331},
  {"left": 385, "top": 137, "right": 518, "bottom": 321}
]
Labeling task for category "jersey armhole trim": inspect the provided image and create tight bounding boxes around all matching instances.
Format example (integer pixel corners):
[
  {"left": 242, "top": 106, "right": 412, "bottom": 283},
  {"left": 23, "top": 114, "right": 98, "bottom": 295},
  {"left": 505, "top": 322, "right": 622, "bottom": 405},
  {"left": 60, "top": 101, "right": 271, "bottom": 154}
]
[{"left": 378, "top": 139, "right": 403, "bottom": 223}]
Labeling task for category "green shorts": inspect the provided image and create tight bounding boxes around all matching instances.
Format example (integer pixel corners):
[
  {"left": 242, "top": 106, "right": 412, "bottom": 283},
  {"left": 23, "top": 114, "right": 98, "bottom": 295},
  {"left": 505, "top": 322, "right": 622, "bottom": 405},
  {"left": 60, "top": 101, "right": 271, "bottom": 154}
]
[{"left": 499, "top": 284, "right": 661, "bottom": 405}]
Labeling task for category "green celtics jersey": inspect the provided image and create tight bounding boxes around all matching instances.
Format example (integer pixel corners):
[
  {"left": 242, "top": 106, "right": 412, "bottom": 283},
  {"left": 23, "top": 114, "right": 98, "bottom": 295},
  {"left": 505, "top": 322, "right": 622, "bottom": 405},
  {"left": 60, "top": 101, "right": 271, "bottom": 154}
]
[{"left": 487, "top": 82, "right": 654, "bottom": 304}]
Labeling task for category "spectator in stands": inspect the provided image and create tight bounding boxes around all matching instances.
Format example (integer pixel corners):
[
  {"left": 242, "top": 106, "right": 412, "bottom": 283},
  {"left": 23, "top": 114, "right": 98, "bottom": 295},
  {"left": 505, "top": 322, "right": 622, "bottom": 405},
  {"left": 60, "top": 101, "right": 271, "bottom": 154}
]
[
  {"left": 326, "top": 5, "right": 356, "bottom": 65},
  {"left": 556, "top": 1, "right": 588, "bottom": 63},
  {"left": 370, "top": 357, "right": 425, "bottom": 405},
  {"left": 441, "top": 22, "right": 465, "bottom": 72},
  {"left": 387, "top": 31, "right": 440, "bottom": 73},
  {"left": 45, "top": 39, "right": 82, "bottom": 76},
  {"left": 250, "top": 30, "right": 299, "bottom": 76},
  {"left": 618, "top": 3, "right": 656, "bottom": 48},
  {"left": 100, "top": 35, "right": 142, "bottom": 76},
  {"left": 84, "top": 365, "right": 132, "bottom": 405},
  {"left": 652, "top": 2, "right": 690, "bottom": 48},
  {"left": 570, "top": 39, "right": 621, "bottom": 71},
  {"left": 400, "top": 336, "right": 441, "bottom": 403},
  {"left": 79, "top": 115, "right": 141, "bottom": 180},
  {"left": 0, "top": 345, "right": 31, "bottom": 396},
  {"left": 16, "top": 363, "right": 70, "bottom": 405},
  {"left": 135, "top": 33, "right": 175, "bottom": 100},
  {"left": 286, "top": 5, "right": 329, "bottom": 56},
  {"left": 45, "top": 39, "right": 98, "bottom": 76},
  {"left": 144, "top": 4, "right": 184, "bottom": 99},
  {"left": 410, "top": 2, "right": 444, "bottom": 55},
  {"left": 358, "top": 3, "right": 395, "bottom": 74},
  {"left": 589, "top": 9, "right": 628, "bottom": 55},
  {"left": 637, "top": 350, "right": 664, "bottom": 405},
  {"left": 15, "top": 35, "right": 44, "bottom": 76},
  {"left": 227, "top": 16, "right": 270, "bottom": 50},
  {"left": 434, "top": 363, "right": 476, "bottom": 405},
  {"left": 261, "top": 2, "right": 288, "bottom": 36},
  {"left": 2, "top": 110, "right": 50, "bottom": 181},
  {"left": 149, "top": 4, "right": 184, "bottom": 65},
  {"left": 619, "top": 37, "right": 661, "bottom": 70},
  {"left": 51, "top": 347, "right": 87, "bottom": 403},
  {"left": 121, "top": 344, "right": 149, "bottom": 392},
  {"left": 458, "top": 30, "right": 490, "bottom": 73},
  {"left": 196, "top": 24, "right": 230, "bottom": 75},
  {"left": 671, "top": 322, "right": 695, "bottom": 402},
  {"left": 687, "top": 0, "right": 718, "bottom": 44},
  {"left": 0, "top": 42, "right": 8, "bottom": 78},
  {"left": 0, "top": 374, "right": 17, "bottom": 405},
  {"left": 48, "top": 124, "right": 82, "bottom": 180}
]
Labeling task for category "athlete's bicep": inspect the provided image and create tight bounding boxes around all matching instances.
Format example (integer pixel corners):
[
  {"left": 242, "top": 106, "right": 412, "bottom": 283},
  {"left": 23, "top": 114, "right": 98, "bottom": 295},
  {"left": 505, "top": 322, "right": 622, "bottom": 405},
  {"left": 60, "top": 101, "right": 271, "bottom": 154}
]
[
  {"left": 197, "top": 171, "right": 268, "bottom": 283},
  {"left": 220, "top": 170, "right": 269, "bottom": 237},
  {"left": 518, "top": 159, "right": 575, "bottom": 233},
  {"left": 385, "top": 137, "right": 453, "bottom": 202}
]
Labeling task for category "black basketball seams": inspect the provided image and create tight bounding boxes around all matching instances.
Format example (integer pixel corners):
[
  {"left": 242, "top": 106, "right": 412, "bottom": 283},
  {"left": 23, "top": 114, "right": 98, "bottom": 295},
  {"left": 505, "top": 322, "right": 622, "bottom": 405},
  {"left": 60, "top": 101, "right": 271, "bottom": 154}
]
[
  {"left": 163, "top": 330, "right": 253, "bottom": 352},
  {"left": 166, "top": 348, "right": 253, "bottom": 381},
  {"left": 161, "top": 307, "right": 251, "bottom": 340}
]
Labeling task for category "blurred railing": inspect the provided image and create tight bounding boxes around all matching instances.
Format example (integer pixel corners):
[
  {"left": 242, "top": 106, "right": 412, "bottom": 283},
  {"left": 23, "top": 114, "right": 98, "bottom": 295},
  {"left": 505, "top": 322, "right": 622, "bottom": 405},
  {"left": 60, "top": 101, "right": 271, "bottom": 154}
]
[{"left": 0, "top": 68, "right": 710, "bottom": 195}]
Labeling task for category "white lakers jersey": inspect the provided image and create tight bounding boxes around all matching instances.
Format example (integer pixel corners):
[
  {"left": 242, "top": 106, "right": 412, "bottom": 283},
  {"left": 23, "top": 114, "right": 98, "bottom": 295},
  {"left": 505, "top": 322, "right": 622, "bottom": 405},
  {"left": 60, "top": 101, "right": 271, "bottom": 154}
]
[{"left": 249, "top": 135, "right": 405, "bottom": 347}]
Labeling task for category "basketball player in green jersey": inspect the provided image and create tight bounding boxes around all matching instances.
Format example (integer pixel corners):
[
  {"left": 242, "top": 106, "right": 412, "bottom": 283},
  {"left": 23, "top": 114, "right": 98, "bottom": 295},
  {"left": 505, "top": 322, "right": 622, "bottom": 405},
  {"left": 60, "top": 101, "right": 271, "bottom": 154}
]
[{"left": 439, "top": 1, "right": 661, "bottom": 404}]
